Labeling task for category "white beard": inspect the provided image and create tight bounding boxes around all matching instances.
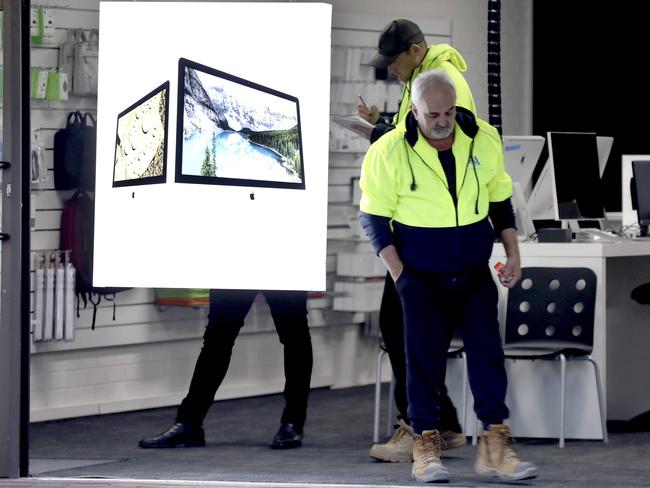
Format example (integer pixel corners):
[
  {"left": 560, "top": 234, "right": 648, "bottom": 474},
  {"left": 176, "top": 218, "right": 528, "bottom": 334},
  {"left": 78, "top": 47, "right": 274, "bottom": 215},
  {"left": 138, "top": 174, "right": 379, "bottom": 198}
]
[{"left": 427, "top": 124, "right": 454, "bottom": 139}]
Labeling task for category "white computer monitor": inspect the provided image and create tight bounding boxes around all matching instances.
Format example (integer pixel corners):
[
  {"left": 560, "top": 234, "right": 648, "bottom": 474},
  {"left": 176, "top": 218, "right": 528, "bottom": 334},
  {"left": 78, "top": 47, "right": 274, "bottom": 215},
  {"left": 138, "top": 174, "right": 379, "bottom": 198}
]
[
  {"left": 502, "top": 135, "right": 545, "bottom": 199},
  {"left": 528, "top": 134, "right": 612, "bottom": 221}
]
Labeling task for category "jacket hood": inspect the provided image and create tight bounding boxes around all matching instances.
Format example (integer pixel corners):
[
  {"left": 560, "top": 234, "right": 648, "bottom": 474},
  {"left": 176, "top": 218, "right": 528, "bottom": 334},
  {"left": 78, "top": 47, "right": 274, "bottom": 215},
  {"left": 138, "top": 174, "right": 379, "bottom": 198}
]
[
  {"left": 424, "top": 44, "right": 469, "bottom": 73},
  {"left": 404, "top": 106, "right": 478, "bottom": 147}
]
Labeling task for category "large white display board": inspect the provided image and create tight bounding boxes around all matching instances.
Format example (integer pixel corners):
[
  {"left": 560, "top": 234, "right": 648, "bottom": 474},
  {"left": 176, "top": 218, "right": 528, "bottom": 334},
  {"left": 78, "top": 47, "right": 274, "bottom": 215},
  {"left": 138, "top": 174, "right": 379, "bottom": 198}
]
[{"left": 94, "top": 2, "right": 331, "bottom": 290}]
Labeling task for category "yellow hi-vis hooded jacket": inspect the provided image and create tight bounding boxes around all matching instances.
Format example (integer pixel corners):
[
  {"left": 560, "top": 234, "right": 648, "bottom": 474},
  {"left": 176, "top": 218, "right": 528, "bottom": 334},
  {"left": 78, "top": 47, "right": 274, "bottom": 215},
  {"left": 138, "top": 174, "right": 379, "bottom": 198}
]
[{"left": 359, "top": 109, "right": 512, "bottom": 273}]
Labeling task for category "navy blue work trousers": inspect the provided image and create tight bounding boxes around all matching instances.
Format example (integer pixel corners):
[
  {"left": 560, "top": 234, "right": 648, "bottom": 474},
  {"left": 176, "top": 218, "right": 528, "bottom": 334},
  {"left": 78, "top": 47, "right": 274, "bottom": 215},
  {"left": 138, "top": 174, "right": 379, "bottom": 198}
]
[
  {"left": 380, "top": 273, "right": 462, "bottom": 432},
  {"left": 395, "top": 265, "right": 508, "bottom": 434},
  {"left": 176, "top": 289, "right": 313, "bottom": 429}
]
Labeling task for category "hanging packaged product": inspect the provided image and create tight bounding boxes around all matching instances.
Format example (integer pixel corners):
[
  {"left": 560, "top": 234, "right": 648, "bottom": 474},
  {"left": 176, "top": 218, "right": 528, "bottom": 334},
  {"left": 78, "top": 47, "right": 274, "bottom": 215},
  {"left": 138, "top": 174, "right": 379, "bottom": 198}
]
[
  {"left": 31, "top": 68, "right": 48, "bottom": 99},
  {"left": 30, "top": 7, "right": 55, "bottom": 45},
  {"left": 72, "top": 29, "right": 99, "bottom": 96},
  {"left": 46, "top": 70, "right": 69, "bottom": 101}
]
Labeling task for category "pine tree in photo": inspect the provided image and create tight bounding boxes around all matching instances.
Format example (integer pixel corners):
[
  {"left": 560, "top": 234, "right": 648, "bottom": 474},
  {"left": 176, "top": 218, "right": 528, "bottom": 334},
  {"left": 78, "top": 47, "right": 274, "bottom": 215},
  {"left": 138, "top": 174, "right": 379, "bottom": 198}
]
[
  {"left": 200, "top": 146, "right": 215, "bottom": 176},
  {"left": 211, "top": 131, "right": 218, "bottom": 171}
]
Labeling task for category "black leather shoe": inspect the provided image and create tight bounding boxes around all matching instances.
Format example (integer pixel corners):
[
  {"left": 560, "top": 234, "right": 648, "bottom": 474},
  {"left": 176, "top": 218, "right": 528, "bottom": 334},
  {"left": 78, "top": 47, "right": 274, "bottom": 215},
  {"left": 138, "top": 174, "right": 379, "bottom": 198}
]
[
  {"left": 138, "top": 422, "right": 205, "bottom": 448},
  {"left": 270, "top": 422, "right": 304, "bottom": 449}
]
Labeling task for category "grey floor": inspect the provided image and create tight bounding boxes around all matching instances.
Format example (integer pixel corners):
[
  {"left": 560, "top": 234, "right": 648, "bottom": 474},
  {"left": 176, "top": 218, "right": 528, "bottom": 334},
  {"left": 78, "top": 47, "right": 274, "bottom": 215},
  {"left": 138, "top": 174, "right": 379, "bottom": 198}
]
[{"left": 14, "top": 385, "right": 650, "bottom": 487}]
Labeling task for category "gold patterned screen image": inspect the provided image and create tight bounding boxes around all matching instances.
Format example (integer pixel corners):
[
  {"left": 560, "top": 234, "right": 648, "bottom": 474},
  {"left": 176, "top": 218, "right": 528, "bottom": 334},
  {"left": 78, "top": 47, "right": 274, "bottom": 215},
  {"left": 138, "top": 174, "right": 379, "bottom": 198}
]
[{"left": 113, "top": 82, "right": 169, "bottom": 186}]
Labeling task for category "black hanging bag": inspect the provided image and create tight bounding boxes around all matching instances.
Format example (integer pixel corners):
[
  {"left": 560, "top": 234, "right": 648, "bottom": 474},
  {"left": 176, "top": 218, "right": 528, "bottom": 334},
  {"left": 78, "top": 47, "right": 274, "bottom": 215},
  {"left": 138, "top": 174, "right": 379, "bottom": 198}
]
[{"left": 53, "top": 111, "right": 97, "bottom": 191}]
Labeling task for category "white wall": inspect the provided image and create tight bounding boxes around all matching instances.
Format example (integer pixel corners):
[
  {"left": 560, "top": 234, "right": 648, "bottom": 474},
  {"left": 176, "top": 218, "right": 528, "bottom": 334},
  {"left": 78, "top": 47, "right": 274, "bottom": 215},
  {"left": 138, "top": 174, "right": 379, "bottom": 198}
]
[{"left": 29, "top": 0, "right": 534, "bottom": 422}]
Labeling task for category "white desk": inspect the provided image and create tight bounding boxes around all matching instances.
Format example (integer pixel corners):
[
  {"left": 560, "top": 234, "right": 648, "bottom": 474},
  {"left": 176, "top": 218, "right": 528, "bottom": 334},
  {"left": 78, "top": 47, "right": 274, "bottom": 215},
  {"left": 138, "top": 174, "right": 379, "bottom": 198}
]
[{"left": 484, "top": 241, "right": 650, "bottom": 439}]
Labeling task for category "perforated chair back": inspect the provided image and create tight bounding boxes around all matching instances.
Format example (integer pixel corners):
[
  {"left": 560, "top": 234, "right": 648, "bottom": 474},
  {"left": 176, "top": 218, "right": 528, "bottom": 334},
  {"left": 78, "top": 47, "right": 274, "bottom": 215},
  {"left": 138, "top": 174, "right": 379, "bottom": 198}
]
[{"left": 504, "top": 267, "right": 597, "bottom": 356}]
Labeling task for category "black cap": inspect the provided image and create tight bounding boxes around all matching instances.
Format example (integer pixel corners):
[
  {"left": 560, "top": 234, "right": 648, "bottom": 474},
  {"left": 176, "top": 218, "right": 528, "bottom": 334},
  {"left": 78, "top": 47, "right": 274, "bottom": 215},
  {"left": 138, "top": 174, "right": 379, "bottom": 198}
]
[{"left": 369, "top": 19, "right": 425, "bottom": 69}]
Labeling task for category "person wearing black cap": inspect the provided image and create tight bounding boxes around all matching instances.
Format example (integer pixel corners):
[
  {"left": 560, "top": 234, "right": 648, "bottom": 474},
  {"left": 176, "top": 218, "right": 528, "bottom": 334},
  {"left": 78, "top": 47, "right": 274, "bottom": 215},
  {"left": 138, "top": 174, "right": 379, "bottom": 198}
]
[
  {"left": 359, "top": 18, "right": 474, "bottom": 464},
  {"left": 358, "top": 18, "right": 476, "bottom": 143}
]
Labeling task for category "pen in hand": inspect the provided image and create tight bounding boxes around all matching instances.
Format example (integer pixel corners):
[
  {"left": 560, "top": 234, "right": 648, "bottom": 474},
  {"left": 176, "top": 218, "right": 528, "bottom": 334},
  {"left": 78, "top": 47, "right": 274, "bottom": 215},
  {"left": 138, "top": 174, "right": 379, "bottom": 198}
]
[
  {"left": 357, "top": 94, "right": 378, "bottom": 128},
  {"left": 358, "top": 94, "right": 369, "bottom": 110}
]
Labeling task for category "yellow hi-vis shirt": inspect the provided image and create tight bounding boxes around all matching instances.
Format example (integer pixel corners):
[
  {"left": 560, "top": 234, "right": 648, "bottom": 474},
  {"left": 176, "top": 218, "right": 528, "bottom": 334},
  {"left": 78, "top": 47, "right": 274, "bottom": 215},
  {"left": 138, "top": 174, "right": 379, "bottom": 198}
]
[{"left": 360, "top": 118, "right": 512, "bottom": 229}]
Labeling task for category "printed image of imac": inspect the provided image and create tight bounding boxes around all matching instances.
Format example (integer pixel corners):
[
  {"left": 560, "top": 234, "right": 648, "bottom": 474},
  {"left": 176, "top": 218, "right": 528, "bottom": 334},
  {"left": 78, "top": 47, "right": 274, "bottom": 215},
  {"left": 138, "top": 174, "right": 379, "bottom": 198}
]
[
  {"left": 113, "top": 81, "right": 169, "bottom": 187},
  {"left": 175, "top": 58, "right": 305, "bottom": 190}
]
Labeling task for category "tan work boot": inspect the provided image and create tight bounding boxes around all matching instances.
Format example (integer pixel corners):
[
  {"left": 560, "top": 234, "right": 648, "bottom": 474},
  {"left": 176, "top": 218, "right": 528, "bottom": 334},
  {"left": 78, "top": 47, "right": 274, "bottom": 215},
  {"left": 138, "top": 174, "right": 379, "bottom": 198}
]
[
  {"left": 369, "top": 419, "right": 415, "bottom": 462},
  {"left": 411, "top": 430, "right": 449, "bottom": 482},
  {"left": 440, "top": 429, "right": 466, "bottom": 449},
  {"left": 474, "top": 424, "right": 538, "bottom": 480}
]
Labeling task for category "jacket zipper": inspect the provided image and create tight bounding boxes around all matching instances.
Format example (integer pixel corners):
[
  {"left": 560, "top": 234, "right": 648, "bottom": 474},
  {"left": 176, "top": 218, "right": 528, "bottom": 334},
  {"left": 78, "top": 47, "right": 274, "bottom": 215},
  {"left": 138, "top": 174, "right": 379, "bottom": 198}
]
[{"left": 410, "top": 145, "right": 461, "bottom": 227}]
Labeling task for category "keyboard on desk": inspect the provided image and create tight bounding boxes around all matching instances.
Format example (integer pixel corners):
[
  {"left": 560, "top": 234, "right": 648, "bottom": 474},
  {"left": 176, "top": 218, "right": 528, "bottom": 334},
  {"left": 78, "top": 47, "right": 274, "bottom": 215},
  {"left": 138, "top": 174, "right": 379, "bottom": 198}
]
[{"left": 572, "top": 229, "right": 626, "bottom": 242}]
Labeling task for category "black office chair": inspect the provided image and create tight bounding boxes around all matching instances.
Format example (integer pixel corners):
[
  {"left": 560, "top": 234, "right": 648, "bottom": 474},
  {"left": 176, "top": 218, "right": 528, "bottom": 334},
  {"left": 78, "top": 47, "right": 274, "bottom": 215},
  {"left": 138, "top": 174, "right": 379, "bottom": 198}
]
[{"left": 502, "top": 267, "right": 608, "bottom": 447}]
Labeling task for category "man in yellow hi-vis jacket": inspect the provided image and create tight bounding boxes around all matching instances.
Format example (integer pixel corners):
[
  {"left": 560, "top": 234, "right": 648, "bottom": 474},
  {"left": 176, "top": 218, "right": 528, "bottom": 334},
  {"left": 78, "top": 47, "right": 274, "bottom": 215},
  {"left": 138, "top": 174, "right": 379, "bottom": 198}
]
[
  {"left": 359, "top": 18, "right": 473, "bottom": 463},
  {"left": 359, "top": 70, "right": 537, "bottom": 483}
]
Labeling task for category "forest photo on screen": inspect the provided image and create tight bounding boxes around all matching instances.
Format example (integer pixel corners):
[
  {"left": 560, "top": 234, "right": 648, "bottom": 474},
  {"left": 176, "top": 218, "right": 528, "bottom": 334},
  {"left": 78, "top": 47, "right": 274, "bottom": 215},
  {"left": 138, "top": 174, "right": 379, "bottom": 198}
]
[{"left": 178, "top": 61, "right": 304, "bottom": 188}]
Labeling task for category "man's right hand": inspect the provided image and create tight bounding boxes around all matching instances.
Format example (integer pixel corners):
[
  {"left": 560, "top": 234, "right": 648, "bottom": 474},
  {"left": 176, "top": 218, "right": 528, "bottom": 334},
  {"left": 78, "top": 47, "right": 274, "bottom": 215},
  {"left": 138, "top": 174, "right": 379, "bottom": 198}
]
[
  {"left": 378, "top": 244, "right": 404, "bottom": 282},
  {"left": 357, "top": 102, "right": 380, "bottom": 125}
]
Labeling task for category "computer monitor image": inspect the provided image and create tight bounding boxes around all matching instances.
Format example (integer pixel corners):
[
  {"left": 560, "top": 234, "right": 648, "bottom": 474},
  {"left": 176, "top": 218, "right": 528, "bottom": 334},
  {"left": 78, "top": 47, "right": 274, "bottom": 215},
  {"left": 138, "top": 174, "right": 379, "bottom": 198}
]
[
  {"left": 502, "top": 135, "right": 545, "bottom": 197},
  {"left": 548, "top": 131, "right": 605, "bottom": 220},
  {"left": 631, "top": 160, "right": 650, "bottom": 236},
  {"left": 113, "top": 81, "right": 169, "bottom": 187},
  {"left": 175, "top": 58, "right": 305, "bottom": 190}
]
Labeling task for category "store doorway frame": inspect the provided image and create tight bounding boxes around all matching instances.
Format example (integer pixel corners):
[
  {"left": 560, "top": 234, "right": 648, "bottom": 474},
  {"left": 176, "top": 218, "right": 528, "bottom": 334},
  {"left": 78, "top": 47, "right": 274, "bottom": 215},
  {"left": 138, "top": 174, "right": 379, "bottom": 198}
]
[{"left": 0, "top": 0, "right": 31, "bottom": 478}]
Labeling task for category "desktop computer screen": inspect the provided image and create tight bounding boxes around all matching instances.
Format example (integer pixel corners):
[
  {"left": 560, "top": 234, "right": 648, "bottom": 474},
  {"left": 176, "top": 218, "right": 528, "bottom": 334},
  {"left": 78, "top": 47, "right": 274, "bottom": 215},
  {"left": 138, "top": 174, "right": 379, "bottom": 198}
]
[
  {"left": 631, "top": 160, "right": 650, "bottom": 236},
  {"left": 547, "top": 131, "right": 605, "bottom": 221},
  {"left": 502, "top": 135, "right": 545, "bottom": 198},
  {"left": 528, "top": 135, "right": 612, "bottom": 221}
]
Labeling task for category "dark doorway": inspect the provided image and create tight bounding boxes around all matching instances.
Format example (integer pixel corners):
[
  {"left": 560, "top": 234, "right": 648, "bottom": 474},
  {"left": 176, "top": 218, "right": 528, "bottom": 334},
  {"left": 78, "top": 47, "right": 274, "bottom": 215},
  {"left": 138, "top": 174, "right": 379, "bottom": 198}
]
[{"left": 532, "top": 1, "right": 649, "bottom": 211}]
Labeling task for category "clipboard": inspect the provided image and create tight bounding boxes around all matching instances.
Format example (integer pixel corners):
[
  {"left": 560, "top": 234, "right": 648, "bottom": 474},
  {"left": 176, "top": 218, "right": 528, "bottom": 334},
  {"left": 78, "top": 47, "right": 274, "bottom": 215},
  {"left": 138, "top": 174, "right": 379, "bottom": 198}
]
[{"left": 331, "top": 115, "right": 375, "bottom": 139}]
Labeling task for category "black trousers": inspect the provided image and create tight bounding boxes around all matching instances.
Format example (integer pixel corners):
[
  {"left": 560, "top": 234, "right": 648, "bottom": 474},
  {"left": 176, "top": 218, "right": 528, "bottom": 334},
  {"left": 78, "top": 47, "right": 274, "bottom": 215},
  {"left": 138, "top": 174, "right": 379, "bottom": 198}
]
[
  {"left": 176, "top": 289, "right": 313, "bottom": 429},
  {"left": 380, "top": 273, "right": 462, "bottom": 432}
]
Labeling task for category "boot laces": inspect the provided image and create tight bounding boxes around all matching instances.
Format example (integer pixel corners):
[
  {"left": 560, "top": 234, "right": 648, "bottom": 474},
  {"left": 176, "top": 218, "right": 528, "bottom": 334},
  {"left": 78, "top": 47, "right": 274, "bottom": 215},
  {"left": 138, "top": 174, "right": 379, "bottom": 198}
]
[
  {"left": 388, "top": 425, "right": 410, "bottom": 444},
  {"left": 493, "top": 430, "right": 519, "bottom": 465},
  {"left": 419, "top": 432, "right": 446, "bottom": 463}
]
